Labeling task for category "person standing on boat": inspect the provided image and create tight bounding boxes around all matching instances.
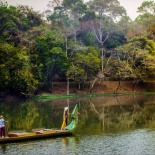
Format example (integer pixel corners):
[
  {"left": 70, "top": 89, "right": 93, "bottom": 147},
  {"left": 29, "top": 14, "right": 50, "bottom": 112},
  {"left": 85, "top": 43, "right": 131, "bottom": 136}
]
[
  {"left": 61, "top": 107, "right": 69, "bottom": 130},
  {"left": 0, "top": 115, "right": 6, "bottom": 138}
]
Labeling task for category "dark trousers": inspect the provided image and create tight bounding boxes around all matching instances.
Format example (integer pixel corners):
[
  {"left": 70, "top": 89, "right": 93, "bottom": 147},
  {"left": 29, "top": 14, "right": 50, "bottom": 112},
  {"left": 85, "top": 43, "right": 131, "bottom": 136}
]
[{"left": 0, "top": 127, "right": 6, "bottom": 137}]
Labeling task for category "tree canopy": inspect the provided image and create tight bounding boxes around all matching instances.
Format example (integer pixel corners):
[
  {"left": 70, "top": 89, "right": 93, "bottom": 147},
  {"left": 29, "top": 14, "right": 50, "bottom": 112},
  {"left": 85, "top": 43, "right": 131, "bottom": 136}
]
[{"left": 0, "top": 0, "right": 155, "bottom": 97}]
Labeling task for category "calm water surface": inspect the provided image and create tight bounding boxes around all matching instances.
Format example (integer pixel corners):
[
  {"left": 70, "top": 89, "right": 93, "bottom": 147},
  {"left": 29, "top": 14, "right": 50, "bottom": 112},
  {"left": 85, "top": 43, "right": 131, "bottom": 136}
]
[{"left": 1, "top": 94, "right": 155, "bottom": 155}]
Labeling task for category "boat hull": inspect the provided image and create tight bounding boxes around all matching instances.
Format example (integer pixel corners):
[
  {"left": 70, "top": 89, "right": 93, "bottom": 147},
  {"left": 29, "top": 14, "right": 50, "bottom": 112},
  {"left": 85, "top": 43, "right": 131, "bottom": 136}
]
[{"left": 0, "top": 130, "right": 73, "bottom": 144}]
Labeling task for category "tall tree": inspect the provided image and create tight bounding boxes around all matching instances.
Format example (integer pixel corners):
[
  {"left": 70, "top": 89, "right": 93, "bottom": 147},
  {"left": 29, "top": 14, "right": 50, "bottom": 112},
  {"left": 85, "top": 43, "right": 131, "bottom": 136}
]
[
  {"left": 81, "top": 0, "right": 126, "bottom": 72},
  {"left": 135, "top": 0, "right": 155, "bottom": 27}
]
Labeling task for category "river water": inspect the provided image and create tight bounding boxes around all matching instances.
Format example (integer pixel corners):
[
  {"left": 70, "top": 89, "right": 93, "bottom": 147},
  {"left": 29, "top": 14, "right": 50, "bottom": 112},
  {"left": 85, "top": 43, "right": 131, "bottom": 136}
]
[{"left": 1, "top": 94, "right": 155, "bottom": 155}]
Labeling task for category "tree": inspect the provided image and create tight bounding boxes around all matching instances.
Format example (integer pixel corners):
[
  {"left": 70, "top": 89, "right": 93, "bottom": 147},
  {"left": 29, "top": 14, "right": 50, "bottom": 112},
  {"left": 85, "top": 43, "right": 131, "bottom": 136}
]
[
  {"left": 120, "top": 37, "right": 155, "bottom": 92},
  {"left": 106, "top": 58, "right": 132, "bottom": 93},
  {"left": 62, "top": 0, "right": 86, "bottom": 19},
  {"left": 33, "top": 28, "right": 66, "bottom": 90},
  {"left": 116, "top": 16, "right": 144, "bottom": 40},
  {"left": 62, "top": 0, "right": 87, "bottom": 45},
  {"left": 137, "top": 0, "right": 155, "bottom": 15},
  {"left": 48, "top": 6, "right": 75, "bottom": 59},
  {"left": 135, "top": 0, "right": 155, "bottom": 27},
  {"left": 0, "top": 42, "right": 37, "bottom": 96},
  {"left": 17, "top": 5, "right": 43, "bottom": 28},
  {"left": 0, "top": 4, "right": 43, "bottom": 46},
  {"left": 81, "top": 0, "right": 126, "bottom": 72},
  {"left": 66, "top": 46, "right": 100, "bottom": 90}
]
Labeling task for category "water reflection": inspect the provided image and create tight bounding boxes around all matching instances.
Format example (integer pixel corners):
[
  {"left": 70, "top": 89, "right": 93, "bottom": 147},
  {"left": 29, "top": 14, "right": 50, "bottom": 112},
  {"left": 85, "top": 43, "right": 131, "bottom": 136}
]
[
  {"left": 59, "top": 136, "right": 80, "bottom": 155},
  {"left": 77, "top": 95, "right": 155, "bottom": 135},
  {"left": 0, "top": 144, "right": 6, "bottom": 154},
  {"left": 1, "top": 94, "right": 155, "bottom": 154},
  {"left": 1, "top": 94, "right": 155, "bottom": 133}
]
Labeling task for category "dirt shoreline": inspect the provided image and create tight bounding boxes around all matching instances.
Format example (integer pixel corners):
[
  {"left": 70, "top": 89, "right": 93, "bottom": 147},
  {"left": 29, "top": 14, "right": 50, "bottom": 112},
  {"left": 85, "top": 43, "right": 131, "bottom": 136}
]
[
  {"left": 38, "top": 81, "right": 155, "bottom": 95},
  {"left": 3, "top": 81, "right": 155, "bottom": 101}
]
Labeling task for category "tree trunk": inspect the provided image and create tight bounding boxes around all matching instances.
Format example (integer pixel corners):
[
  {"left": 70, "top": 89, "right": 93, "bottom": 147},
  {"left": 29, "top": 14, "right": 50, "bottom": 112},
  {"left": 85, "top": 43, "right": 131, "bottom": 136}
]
[
  {"left": 78, "top": 83, "right": 81, "bottom": 90},
  {"left": 73, "top": 31, "right": 77, "bottom": 44},
  {"left": 65, "top": 35, "right": 68, "bottom": 59},
  {"left": 89, "top": 78, "right": 98, "bottom": 93},
  {"left": 133, "top": 79, "right": 140, "bottom": 92},
  {"left": 67, "top": 77, "right": 69, "bottom": 95},
  {"left": 114, "top": 80, "right": 121, "bottom": 94},
  {"left": 114, "top": 96, "right": 124, "bottom": 110},
  {"left": 101, "top": 44, "right": 104, "bottom": 72}
]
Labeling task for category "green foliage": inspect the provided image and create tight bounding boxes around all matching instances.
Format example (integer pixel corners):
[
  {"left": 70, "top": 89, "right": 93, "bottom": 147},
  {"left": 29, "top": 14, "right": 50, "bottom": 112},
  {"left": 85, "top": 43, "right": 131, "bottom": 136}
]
[
  {"left": 48, "top": 6, "right": 70, "bottom": 27},
  {"left": 105, "top": 32, "right": 127, "bottom": 48},
  {"left": 67, "top": 46, "right": 100, "bottom": 86},
  {"left": 10, "top": 101, "right": 39, "bottom": 131},
  {"left": 130, "top": 37, "right": 155, "bottom": 55},
  {"left": 87, "top": 0, "right": 126, "bottom": 19},
  {"left": 10, "top": 70, "right": 38, "bottom": 97},
  {"left": 17, "top": 5, "right": 43, "bottom": 28},
  {"left": 147, "top": 24, "right": 155, "bottom": 41},
  {"left": 137, "top": 0, "right": 155, "bottom": 15},
  {"left": 135, "top": 0, "right": 155, "bottom": 26},
  {"left": 82, "top": 32, "right": 97, "bottom": 47},
  {"left": 105, "top": 58, "right": 132, "bottom": 80},
  {"left": 0, "top": 42, "right": 15, "bottom": 91},
  {"left": 79, "top": 10, "right": 96, "bottom": 21},
  {"left": 33, "top": 29, "right": 66, "bottom": 84},
  {"left": 1, "top": 0, "right": 155, "bottom": 97},
  {"left": 119, "top": 36, "right": 155, "bottom": 81},
  {"left": 62, "top": 0, "right": 83, "bottom": 9},
  {"left": 0, "top": 41, "right": 37, "bottom": 96}
]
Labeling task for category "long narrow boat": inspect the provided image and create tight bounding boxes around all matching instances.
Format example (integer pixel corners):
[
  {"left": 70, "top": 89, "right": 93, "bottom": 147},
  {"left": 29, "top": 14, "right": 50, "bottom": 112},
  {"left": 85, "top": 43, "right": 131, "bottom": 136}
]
[
  {"left": 0, "top": 129, "right": 73, "bottom": 143},
  {"left": 0, "top": 104, "right": 78, "bottom": 144}
]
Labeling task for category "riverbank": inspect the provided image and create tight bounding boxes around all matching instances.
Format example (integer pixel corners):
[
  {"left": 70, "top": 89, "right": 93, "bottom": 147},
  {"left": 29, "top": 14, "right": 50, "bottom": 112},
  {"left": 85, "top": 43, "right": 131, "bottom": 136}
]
[
  {"left": 37, "top": 81, "right": 147, "bottom": 95},
  {"left": 3, "top": 81, "right": 155, "bottom": 101}
]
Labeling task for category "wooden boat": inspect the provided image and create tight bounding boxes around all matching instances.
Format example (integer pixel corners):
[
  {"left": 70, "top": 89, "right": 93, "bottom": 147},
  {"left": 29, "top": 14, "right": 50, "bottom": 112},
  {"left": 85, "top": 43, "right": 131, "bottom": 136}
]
[
  {"left": 0, "top": 129, "right": 73, "bottom": 143},
  {"left": 0, "top": 104, "right": 79, "bottom": 144}
]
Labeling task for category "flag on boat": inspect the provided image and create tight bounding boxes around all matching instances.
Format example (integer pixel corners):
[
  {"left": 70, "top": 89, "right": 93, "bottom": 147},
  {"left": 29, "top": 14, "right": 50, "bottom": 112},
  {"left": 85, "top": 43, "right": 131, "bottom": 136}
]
[{"left": 65, "top": 104, "right": 78, "bottom": 131}]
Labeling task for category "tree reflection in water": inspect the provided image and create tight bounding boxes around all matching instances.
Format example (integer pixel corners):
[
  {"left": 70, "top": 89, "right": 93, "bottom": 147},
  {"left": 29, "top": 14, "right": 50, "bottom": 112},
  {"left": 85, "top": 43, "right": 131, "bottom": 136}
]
[
  {"left": 77, "top": 94, "right": 155, "bottom": 134},
  {"left": 1, "top": 94, "right": 155, "bottom": 135}
]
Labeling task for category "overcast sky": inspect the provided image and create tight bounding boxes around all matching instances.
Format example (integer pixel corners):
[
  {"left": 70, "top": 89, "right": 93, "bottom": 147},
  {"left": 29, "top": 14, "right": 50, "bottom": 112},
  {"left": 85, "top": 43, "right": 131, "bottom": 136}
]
[{"left": 5, "top": 0, "right": 149, "bottom": 20}]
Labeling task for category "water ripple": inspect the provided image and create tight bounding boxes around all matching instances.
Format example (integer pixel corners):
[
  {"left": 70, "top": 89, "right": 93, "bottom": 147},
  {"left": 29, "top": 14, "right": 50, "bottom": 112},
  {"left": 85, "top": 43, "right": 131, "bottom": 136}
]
[{"left": 1, "top": 129, "right": 155, "bottom": 155}]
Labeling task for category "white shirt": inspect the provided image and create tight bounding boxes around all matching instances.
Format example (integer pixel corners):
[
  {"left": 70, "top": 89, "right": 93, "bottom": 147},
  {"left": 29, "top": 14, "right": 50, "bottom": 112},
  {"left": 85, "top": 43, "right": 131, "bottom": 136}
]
[{"left": 0, "top": 118, "right": 5, "bottom": 128}]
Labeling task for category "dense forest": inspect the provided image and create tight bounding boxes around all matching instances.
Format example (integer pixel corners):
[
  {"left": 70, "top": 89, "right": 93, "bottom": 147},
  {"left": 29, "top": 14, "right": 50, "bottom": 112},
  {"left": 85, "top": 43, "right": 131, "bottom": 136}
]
[{"left": 0, "top": 0, "right": 155, "bottom": 97}]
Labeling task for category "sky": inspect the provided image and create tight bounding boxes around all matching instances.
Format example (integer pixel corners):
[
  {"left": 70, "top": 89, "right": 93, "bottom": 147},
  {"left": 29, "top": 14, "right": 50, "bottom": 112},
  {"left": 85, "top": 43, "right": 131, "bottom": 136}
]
[{"left": 5, "top": 0, "right": 151, "bottom": 20}]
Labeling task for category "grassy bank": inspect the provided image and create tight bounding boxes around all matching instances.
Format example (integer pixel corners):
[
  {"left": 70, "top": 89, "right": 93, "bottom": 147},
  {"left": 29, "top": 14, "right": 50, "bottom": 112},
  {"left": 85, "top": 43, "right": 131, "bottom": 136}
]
[{"left": 32, "top": 92, "right": 155, "bottom": 101}]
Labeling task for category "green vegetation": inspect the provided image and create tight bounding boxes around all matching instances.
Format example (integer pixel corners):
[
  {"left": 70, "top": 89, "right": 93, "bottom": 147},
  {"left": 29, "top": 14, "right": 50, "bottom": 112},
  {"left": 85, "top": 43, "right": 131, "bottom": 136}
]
[
  {"left": 33, "top": 92, "right": 155, "bottom": 101},
  {"left": 0, "top": 0, "right": 155, "bottom": 97}
]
